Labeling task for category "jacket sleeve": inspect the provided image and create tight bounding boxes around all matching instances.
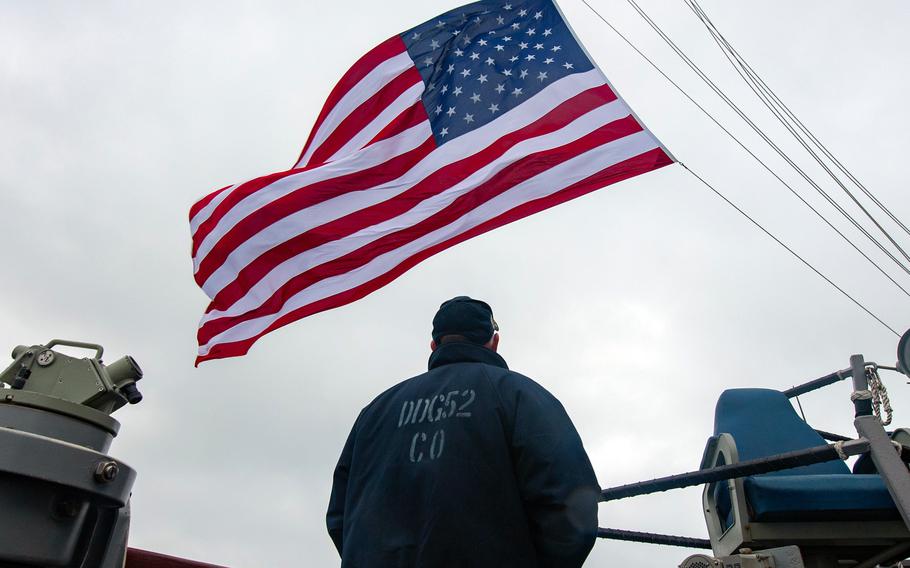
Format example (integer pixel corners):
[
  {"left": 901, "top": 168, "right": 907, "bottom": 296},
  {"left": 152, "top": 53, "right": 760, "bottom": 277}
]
[
  {"left": 326, "top": 424, "right": 356, "bottom": 556},
  {"left": 500, "top": 373, "right": 601, "bottom": 568}
]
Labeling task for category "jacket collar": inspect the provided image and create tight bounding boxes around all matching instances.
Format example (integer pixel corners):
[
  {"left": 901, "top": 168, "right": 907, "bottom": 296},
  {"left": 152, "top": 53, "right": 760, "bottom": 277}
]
[{"left": 428, "top": 341, "right": 509, "bottom": 371}]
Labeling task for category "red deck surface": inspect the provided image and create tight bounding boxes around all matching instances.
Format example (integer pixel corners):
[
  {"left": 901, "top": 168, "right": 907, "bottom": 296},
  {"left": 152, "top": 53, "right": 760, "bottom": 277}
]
[{"left": 126, "top": 548, "right": 229, "bottom": 568}]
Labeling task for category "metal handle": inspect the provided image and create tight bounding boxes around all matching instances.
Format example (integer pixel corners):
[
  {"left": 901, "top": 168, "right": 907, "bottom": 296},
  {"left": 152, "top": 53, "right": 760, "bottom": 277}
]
[{"left": 45, "top": 339, "right": 104, "bottom": 360}]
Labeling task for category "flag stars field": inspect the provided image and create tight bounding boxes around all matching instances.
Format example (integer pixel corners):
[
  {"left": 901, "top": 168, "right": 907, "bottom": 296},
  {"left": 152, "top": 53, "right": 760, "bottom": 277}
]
[{"left": 402, "top": 0, "right": 599, "bottom": 142}]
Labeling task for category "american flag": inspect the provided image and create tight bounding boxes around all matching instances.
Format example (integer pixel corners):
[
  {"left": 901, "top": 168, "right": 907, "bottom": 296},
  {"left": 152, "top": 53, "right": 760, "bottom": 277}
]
[{"left": 189, "top": 0, "right": 674, "bottom": 364}]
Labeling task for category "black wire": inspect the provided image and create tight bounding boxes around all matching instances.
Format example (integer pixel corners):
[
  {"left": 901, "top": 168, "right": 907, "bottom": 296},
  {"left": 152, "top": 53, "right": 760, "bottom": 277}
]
[
  {"left": 622, "top": 0, "right": 910, "bottom": 278},
  {"left": 686, "top": 9, "right": 910, "bottom": 297},
  {"left": 576, "top": 0, "right": 910, "bottom": 300},
  {"left": 686, "top": 0, "right": 910, "bottom": 241},
  {"left": 684, "top": 0, "right": 910, "bottom": 264},
  {"left": 597, "top": 527, "right": 712, "bottom": 549},
  {"left": 579, "top": 0, "right": 899, "bottom": 337},
  {"left": 795, "top": 394, "right": 806, "bottom": 421},
  {"left": 683, "top": 164, "right": 898, "bottom": 336},
  {"left": 601, "top": 439, "right": 860, "bottom": 501}
]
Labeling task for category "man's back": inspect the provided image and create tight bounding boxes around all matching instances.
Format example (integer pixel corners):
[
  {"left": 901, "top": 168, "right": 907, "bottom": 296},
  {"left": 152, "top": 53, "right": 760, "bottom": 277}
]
[{"left": 328, "top": 341, "right": 600, "bottom": 567}]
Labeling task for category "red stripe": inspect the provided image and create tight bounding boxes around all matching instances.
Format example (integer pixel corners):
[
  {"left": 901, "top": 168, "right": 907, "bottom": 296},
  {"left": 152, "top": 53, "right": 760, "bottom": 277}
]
[
  {"left": 194, "top": 136, "right": 436, "bottom": 289},
  {"left": 197, "top": 114, "right": 641, "bottom": 345},
  {"left": 367, "top": 101, "right": 428, "bottom": 147},
  {"left": 189, "top": 184, "right": 232, "bottom": 222},
  {"left": 192, "top": 101, "right": 429, "bottom": 257},
  {"left": 126, "top": 548, "right": 228, "bottom": 568},
  {"left": 193, "top": 72, "right": 424, "bottom": 257},
  {"left": 204, "top": 84, "right": 616, "bottom": 313},
  {"left": 191, "top": 168, "right": 307, "bottom": 258},
  {"left": 195, "top": 147, "right": 673, "bottom": 364},
  {"left": 295, "top": 35, "right": 407, "bottom": 168},
  {"left": 306, "top": 66, "right": 423, "bottom": 167},
  {"left": 193, "top": 82, "right": 612, "bottom": 272}
]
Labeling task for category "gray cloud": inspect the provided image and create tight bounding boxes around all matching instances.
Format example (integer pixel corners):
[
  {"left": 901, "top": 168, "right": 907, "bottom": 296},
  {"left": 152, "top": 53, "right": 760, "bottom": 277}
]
[{"left": 1, "top": 1, "right": 908, "bottom": 566}]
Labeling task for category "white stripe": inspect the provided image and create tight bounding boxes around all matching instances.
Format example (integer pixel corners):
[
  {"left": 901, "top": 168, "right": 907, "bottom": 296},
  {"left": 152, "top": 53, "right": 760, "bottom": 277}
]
[
  {"left": 195, "top": 70, "right": 604, "bottom": 288},
  {"left": 192, "top": 120, "right": 432, "bottom": 274},
  {"left": 296, "top": 51, "right": 414, "bottom": 168},
  {"left": 198, "top": 129, "right": 660, "bottom": 355},
  {"left": 190, "top": 185, "right": 237, "bottom": 233},
  {"left": 200, "top": 99, "right": 632, "bottom": 321},
  {"left": 325, "top": 81, "right": 424, "bottom": 164}
]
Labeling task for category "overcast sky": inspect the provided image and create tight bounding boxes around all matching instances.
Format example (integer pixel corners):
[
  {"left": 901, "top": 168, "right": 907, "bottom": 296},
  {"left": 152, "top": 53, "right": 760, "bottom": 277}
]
[{"left": 1, "top": 1, "right": 909, "bottom": 566}]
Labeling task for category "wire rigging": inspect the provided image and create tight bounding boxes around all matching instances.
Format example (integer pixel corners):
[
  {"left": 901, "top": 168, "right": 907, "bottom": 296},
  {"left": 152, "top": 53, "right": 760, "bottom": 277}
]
[
  {"left": 621, "top": 0, "right": 910, "bottom": 279},
  {"left": 683, "top": 165, "right": 899, "bottom": 337},
  {"left": 696, "top": 20, "right": 910, "bottom": 273},
  {"left": 684, "top": 0, "right": 910, "bottom": 261},
  {"left": 576, "top": 0, "right": 900, "bottom": 335},
  {"left": 576, "top": 0, "right": 910, "bottom": 301}
]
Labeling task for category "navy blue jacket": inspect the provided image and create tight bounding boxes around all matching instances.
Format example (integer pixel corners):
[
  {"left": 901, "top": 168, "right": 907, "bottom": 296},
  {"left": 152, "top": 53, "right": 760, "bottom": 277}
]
[{"left": 327, "top": 342, "right": 600, "bottom": 567}]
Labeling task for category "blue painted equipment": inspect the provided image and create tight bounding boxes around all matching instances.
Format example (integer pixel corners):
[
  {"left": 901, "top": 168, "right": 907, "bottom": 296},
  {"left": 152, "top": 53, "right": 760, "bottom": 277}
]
[{"left": 600, "top": 330, "right": 910, "bottom": 568}]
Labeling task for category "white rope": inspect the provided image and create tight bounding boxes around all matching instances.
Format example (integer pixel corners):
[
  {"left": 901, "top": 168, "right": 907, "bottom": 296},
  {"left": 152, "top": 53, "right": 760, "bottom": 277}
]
[
  {"left": 866, "top": 367, "right": 894, "bottom": 426},
  {"left": 834, "top": 440, "right": 849, "bottom": 461}
]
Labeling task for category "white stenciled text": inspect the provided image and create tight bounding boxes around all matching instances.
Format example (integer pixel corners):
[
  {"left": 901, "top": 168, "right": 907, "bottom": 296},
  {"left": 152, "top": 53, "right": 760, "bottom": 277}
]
[
  {"left": 409, "top": 429, "right": 446, "bottom": 463},
  {"left": 397, "top": 389, "right": 475, "bottom": 428}
]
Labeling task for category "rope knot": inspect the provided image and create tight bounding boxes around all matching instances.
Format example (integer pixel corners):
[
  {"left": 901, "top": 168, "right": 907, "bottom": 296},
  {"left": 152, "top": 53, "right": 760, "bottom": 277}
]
[{"left": 833, "top": 440, "right": 849, "bottom": 461}]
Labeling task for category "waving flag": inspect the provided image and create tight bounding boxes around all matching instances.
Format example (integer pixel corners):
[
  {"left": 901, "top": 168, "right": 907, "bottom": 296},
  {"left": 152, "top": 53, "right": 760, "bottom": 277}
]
[{"left": 190, "top": 0, "right": 674, "bottom": 364}]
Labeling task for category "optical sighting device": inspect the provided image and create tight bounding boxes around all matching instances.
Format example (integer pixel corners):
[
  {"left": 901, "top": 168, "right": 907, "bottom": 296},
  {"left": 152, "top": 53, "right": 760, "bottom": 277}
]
[{"left": 0, "top": 339, "right": 142, "bottom": 567}]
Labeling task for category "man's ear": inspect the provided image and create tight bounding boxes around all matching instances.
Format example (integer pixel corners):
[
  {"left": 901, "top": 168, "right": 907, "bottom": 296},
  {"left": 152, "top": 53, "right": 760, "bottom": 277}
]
[
  {"left": 489, "top": 333, "right": 500, "bottom": 353},
  {"left": 430, "top": 339, "right": 437, "bottom": 352}
]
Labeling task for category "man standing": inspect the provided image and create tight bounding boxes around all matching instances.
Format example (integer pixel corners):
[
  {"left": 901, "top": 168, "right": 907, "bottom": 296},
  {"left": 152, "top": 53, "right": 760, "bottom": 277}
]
[{"left": 327, "top": 297, "right": 600, "bottom": 567}]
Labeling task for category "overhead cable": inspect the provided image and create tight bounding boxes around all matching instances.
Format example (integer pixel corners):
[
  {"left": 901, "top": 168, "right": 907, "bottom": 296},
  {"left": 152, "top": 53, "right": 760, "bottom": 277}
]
[
  {"left": 577, "top": 0, "right": 910, "bottom": 300},
  {"left": 682, "top": 165, "right": 898, "bottom": 337},
  {"left": 686, "top": 0, "right": 910, "bottom": 241},
  {"left": 621, "top": 0, "right": 910, "bottom": 278},
  {"left": 684, "top": 0, "right": 910, "bottom": 262}
]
